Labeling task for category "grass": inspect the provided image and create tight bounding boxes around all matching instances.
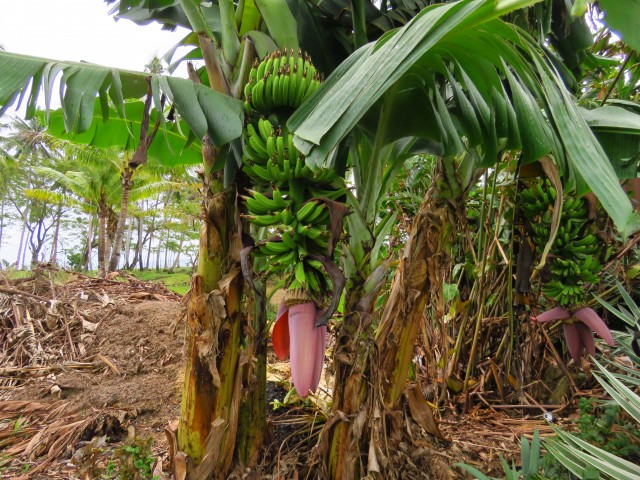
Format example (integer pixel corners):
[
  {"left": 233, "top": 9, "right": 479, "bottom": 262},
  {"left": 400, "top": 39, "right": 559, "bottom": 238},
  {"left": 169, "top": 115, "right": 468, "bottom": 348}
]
[
  {"left": 1, "top": 266, "right": 192, "bottom": 295},
  {"left": 126, "top": 268, "right": 192, "bottom": 295}
]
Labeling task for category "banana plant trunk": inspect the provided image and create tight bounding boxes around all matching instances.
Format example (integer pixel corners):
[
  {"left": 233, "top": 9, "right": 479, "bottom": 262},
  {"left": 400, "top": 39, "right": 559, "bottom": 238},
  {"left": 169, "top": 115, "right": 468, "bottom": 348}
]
[
  {"left": 376, "top": 188, "right": 451, "bottom": 408},
  {"left": 326, "top": 286, "right": 378, "bottom": 479},
  {"left": 327, "top": 185, "right": 451, "bottom": 479},
  {"left": 177, "top": 153, "right": 265, "bottom": 478}
]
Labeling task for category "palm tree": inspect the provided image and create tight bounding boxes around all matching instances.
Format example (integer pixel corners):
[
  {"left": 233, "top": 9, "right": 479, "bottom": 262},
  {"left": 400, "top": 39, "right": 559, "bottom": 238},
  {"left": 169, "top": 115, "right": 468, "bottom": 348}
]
[
  {"left": 29, "top": 147, "right": 122, "bottom": 275},
  {"left": 0, "top": 117, "right": 60, "bottom": 267},
  {"left": 0, "top": 0, "right": 639, "bottom": 477}
]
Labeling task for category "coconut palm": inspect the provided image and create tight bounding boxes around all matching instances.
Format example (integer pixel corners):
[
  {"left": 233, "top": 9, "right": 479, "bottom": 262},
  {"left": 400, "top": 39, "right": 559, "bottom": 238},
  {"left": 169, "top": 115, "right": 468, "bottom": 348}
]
[{"left": 0, "top": 117, "right": 62, "bottom": 267}]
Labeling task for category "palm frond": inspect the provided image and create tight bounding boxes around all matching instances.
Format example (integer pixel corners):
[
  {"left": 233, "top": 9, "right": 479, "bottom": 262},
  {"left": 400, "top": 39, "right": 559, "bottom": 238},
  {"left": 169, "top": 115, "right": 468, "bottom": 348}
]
[
  {"left": 23, "top": 188, "right": 82, "bottom": 208},
  {"left": 129, "top": 180, "right": 185, "bottom": 201}
]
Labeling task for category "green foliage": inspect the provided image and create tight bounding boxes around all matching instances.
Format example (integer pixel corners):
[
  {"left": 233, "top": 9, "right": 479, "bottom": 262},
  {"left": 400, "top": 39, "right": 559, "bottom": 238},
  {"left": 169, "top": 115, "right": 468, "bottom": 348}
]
[
  {"left": 455, "top": 429, "right": 547, "bottom": 480},
  {"left": 66, "top": 251, "right": 85, "bottom": 271},
  {"left": 126, "top": 268, "right": 191, "bottom": 295},
  {"left": 70, "top": 436, "right": 158, "bottom": 480},
  {"left": 110, "top": 437, "right": 158, "bottom": 480},
  {"left": 575, "top": 398, "right": 640, "bottom": 461}
]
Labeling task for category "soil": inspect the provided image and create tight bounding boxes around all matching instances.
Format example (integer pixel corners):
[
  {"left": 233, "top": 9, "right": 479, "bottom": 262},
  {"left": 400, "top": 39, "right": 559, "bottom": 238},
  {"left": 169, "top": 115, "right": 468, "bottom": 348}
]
[
  {"left": 10, "top": 300, "right": 186, "bottom": 439},
  {"left": 0, "top": 269, "right": 552, "bottom": 479}
]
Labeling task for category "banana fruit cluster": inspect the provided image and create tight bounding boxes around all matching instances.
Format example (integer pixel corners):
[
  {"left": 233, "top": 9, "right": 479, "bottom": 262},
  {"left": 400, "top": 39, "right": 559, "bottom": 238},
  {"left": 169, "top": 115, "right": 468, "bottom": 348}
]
[
  {"left": 243, "top": 50, "right": 322, "bottom": 112},
  {"left": 241, "top": 51, "right": 345, "bottom": 296},
  {"left": 242, "top": 118, "right": 338, "bottom": 187},
  {"left": 520, "top": 179, "right": 601, "bottom": 307}
]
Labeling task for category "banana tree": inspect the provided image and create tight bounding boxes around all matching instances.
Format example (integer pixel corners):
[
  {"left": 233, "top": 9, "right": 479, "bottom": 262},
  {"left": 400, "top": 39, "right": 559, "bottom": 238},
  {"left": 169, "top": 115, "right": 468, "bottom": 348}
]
[
  {"left": 0, "top": 0, "right": 311, "bottom": 475},
  {"left": 286, "top": 0, "right": 640, "bottom": 476},
  {"left": 1, "top": 0, "right": 639, "bottom": 478}
]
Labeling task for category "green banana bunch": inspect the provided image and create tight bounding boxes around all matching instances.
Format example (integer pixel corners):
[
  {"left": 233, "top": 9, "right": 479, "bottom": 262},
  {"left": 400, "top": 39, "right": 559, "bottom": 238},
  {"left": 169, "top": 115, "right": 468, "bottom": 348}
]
[
  {"left": 242, "top": 118, "right": 340, "bottom": 190},
  {"left": 244, "top": 49, "right": 323, "bottom": 112},
  {"left": 240, "top": 51, "right": 348, "bottom": 298},
  {"left": 242, "top": 188, "right": 290, "bottom": 215},
  {"left": 519, "top": 179, "right": 555, "bottom": 218},
  {"left": 520, "top": 180, "right": 603, "bottom": 308}
]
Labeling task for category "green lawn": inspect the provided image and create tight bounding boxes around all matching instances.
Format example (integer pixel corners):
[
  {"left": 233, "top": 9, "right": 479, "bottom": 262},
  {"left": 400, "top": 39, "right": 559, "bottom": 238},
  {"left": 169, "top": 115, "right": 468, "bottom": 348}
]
[
  {"left": 127, "top": 268, "right": 192, "bottom": 295},
  {"left": 2, "top": 267, "right": 192, "bottom": 295}
]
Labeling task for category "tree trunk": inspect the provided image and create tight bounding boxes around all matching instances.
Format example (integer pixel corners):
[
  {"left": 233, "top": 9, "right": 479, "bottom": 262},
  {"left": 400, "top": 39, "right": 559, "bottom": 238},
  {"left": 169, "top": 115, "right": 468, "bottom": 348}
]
[
  {"left": 163, "top": 227, "right": 170, "bottom": 270},
  {"left": 108, "top": 168, "right": 133, "bottom": 272},
  {"left": 155, "top": 224, "right": 162, "bottom": 272},
  {"left": 15, "top": 206, "right": 29, "bottom": 269},
  {"left": 326, "top": 183, "right": 451, "bottom": 479},
  {"left": 172, "top": 236, "right": 184, "bottom": 269},
  {"left": 84, "top": 214, "right": 95, "bottom": 271},
  {"left": 123, "top": 216, "right": 134, "bottom": 270},
  {"left": 135, "top": 208, "right": 144, "bottom": 270},
  {"left": 145, "top": 197, "right": 159, "bottom": 269},
  {"left": 326, "top": 283, "right": 380, "bottom": 479},
  {"left": 0, "top": 200, "right": 5, "bottom": 254},
  {"left": 177, "top": 159, "right": 265, "bottom": 478},
  {"left": 49, "top": 203, "right": 63, "bottom": 265},
  {"left": 105, "top": 208, "right": 117, "bottom": 271},
  {"left": 97, "top": 196, "right": 108, "bottom": 278},
  {"left": 29, "top": 211, "right": 52, "bottom": 268},
  {"left": 376, "top": 191, "right": 451, "bottom": 407}
]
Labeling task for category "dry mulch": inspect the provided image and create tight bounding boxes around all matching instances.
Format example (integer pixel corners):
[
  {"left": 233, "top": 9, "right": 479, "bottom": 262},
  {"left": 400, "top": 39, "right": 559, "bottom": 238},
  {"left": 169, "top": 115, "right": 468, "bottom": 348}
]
[
  {"left": 0, "top": 266, "right": 576, "bottom": 479},
  {"left": 1, "top": 266, "right": 185, "bottom": 479}
]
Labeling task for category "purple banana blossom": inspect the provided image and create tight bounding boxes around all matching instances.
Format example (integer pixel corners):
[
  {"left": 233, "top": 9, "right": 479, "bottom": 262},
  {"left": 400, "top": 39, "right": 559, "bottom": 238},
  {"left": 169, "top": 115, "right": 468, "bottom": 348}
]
[
  {"left": 531, "top": 307, "right": 615, "bottom": 362},
  {"left": 272, "top": 299, "right": 327, "bottom": 397}
]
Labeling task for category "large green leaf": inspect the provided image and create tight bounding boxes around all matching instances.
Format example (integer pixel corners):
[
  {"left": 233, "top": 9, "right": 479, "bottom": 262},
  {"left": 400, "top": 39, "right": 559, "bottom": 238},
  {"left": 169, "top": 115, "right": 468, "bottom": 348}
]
[
  {"left": 219, "top": 0, "right": 241, "bottom": 65},
  {"left": 38, "top": 100, "right": 203, "bottom": 166},
  {"left": 579, "top": 106, "right": 640, "bottom": 179},
  {"left": 288, "top": 0, "right": 541, "bottom": 163},
  {"left": 599, "top": 0, "right": 640, "bottom": 52},
  {"left": 579, "top": 106, "right": 640, "bottom": 135},
  {"left": 531, "top": 52, "right": 639, "bottom": 236},
  {"left": 254, "top": 0, "right": 299, "bottom": 51},
  {"left": 107, "top": 0, "right": 193, "bottom": 31},
  {"left": 0, "top": 51, "right": 244, "bottom": 155},
  {"left": 0, "top": 52, "right": 146, "bottom": 124},
  {"left": 287, "top": 0, "right": 639, "bottom": 236},
  {"left": 159, "top": 76, "right": 243, "bottom": 146}
]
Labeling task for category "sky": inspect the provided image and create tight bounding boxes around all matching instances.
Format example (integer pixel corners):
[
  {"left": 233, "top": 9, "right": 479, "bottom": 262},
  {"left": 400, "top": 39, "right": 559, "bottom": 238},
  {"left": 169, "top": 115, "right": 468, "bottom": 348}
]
[
  {"left": 0, "top": 0, "right": 189, "bottom": 266},
  {"left": 0, "top": 0, "right": 187, "bottom": 72}
]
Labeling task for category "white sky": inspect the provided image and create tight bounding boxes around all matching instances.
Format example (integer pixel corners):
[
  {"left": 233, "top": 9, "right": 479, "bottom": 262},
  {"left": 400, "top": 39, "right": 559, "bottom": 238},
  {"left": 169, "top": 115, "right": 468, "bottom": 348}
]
[
  {"left": 0, "top": 0, "right": 189, "bottom": 266},
  {"left": 0, "top": 0, "right": 187, "bottom": 72}
]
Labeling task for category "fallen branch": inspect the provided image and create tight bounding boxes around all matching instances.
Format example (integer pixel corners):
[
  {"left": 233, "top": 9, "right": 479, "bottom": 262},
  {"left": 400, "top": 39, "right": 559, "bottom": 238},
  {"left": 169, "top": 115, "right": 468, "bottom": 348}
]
[
  {"left": 0, "top": 362, "right": 98, "bottom": 378},
  {"left": 0, "top": 286, "right": 50, "bottom": 302}
]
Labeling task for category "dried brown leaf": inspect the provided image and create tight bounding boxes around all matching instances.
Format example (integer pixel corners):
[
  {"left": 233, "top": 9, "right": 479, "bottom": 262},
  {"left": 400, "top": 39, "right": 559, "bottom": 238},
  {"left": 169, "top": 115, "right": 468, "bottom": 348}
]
[{"left": 406, "top": 386, "right": 444, "bottom": 440}]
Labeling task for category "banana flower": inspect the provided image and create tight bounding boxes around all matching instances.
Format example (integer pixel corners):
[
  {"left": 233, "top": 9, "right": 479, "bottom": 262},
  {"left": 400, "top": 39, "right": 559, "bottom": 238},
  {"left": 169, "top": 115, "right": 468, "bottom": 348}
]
[
  {"left": 532, "top": 307, "right": 615, "bottom": 361},
  {"left": 272, "top": 299, "right": 327, "bottom": 397}
]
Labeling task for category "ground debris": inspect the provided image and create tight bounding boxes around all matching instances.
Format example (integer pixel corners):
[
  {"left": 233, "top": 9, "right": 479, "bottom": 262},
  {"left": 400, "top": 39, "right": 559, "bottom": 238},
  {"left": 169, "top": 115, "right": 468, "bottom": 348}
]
[
  {"left": 0, "top": 266, "right": 185, "bottom": 478},
  {"left": 0, "top": 265, "right": 181, "bottom": 390}
]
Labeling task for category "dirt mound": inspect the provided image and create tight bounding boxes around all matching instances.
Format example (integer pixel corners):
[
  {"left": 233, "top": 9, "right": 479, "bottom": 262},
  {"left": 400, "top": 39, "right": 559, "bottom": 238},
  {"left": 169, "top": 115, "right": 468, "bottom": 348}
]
[
  {"left": 0, "top": 267, "right": 185, "bottom": 478},
  {"left": 18, "top": 300, "right": 186, "bottom": 433}
]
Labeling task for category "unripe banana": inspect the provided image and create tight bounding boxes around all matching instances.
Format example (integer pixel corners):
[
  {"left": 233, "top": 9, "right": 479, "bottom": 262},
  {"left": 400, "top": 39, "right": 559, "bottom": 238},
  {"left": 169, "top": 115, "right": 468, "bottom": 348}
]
[
  {"left": 242, "top": 211, "right": 283, "bottom": 227},
  {"left": 263, "top": 54, "right": 274, "bottom": 77}
]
